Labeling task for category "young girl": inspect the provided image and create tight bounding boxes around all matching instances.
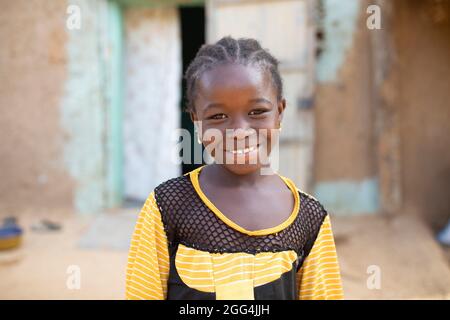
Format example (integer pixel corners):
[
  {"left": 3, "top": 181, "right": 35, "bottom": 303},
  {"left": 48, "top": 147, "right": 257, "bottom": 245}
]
[{"left": 125, "top": 36, "right": 344, "bottom": 300}]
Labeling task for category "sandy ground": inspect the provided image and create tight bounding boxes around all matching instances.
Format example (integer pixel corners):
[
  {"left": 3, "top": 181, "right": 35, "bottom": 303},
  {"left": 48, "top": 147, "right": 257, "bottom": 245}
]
[
  {"left": 0, "top": 209, "right": 131, "bottom": 300},
  {"left": 0, "top": 209, "right": 449, "bottom": 300},
  {"left": 332, "top": 213, "right": 450, "bottom": 299}
]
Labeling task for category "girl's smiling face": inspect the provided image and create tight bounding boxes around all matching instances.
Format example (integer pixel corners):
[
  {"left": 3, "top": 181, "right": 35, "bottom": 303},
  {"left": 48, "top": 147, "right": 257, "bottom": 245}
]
[{"left": 191, "top": 63, "right": 286, "bottom": 175}]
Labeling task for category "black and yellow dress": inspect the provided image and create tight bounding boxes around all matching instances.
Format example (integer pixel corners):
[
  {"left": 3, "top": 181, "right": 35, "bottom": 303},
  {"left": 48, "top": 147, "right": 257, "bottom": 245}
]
[{"left": 125, "top": 165, "right": 344, "bottom": 300}]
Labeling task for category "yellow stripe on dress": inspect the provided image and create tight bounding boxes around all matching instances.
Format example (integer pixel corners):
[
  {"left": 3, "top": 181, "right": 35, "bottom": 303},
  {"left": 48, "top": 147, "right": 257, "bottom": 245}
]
[
  {"left": 126, "top": 192, "right": 170, "bottom": 300},
  {"left": 297, "top": 215, "right": 344, "bottom": 300},
  {"left": 175, "top": 244, "right": 298, "bottom": 294}
]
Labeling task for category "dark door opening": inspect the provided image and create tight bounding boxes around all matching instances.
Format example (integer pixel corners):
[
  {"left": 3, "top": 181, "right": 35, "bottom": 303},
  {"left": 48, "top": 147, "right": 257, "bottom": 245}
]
[{"left": 179, "top": 6, "right": 205, "bottom": 175}]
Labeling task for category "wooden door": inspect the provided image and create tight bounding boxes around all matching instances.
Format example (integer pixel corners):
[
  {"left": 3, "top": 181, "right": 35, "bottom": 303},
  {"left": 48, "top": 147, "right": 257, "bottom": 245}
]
[{"left": 206, "top": 0, "right": 316, "bottom": 191}]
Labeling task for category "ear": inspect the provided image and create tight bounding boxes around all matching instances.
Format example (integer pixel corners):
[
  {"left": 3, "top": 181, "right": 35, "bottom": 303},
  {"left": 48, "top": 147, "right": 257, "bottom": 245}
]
[{"left": 277, "top": 98, "right": 286, "bottom": 123}]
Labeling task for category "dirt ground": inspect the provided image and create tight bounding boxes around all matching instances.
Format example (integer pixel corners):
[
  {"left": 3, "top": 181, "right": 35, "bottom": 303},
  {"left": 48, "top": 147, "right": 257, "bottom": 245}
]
[
  {"left": 332, "top": 213, "right": 450, "bottom": 299},
  {"left": 0, "top": 209, "right": 449, "bottom": 300},
  {"left": 0, "top": 209, "right": 130, "bottom": 300}
]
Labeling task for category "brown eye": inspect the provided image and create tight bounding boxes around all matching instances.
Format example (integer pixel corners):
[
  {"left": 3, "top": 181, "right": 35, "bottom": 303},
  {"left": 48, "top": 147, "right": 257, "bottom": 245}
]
[
  {"left": 249, "top": 109, "right": 268, "bottom": 116},
  {"left": 209, "top": 113, "right": 227, "bottom": 120}
]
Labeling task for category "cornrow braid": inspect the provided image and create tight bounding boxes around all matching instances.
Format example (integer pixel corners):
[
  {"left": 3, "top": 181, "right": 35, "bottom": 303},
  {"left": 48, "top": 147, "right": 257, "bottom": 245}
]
[{"left": 184, "top": 36, "right": 283, "bottom": 113}]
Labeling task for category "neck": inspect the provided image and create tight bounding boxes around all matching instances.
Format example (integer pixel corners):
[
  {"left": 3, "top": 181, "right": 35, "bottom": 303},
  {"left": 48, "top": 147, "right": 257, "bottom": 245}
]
[{"left": 207, "top": 163, "right": 275, "bottom": 188}]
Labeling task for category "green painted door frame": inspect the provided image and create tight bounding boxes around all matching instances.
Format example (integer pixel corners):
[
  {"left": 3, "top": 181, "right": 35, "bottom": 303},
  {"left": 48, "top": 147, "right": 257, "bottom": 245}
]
[
  {"left": 105, "top": 0, "right": 124, "bottom": 207},
  {"left": 104, "top": 0, "right": 205, "bottom": 208}
]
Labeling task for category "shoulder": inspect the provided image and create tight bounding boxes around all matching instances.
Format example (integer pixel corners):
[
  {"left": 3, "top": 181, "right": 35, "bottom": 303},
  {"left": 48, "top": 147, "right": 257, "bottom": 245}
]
[
  {"left": 152, "top": 167, "right": 205, "bottom": 211},
  {"left": 293, "top": 188, "right": 333, "bottom": 258},
  {"left": 297, "top": 188, "right": 326, "bottom": 211},
  {"left": 153, "top": 173, "right": 192, "bottom": 205},
  {"left": 295, "top": 187, "right": 329, "bottom": 229},
  {"left": 149, "top": 169, "right": 201, "bottom": 245}
]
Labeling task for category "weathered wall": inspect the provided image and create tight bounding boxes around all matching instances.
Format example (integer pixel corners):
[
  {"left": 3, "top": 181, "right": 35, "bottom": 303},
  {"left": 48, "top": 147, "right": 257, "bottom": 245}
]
[
  {"left": 313, "top": 0, "right": 450, "bottom": 226},
  {"left": 61, "top": 0, "right": 111, "bottom": 213},
  {"left": 123, "top": 7, "right": 181, "bottom": 201},
  {"left": 0, "top": 0, "right": 116, "bottom": 214},
  {"left": 0, "top": 1, "right": 74, "bottom": 212},
  {"left": 313, "top": 0, "right": 379, "bottom": 215},
  {"left": 392, "top": 0, "right": 450, "bottom": 229}
]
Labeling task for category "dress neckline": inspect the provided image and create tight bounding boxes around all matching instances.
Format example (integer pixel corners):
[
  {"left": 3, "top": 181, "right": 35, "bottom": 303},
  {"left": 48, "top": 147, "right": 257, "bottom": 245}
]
[{"left": 189, "top": 165, "right": 300, "bottom": 236}]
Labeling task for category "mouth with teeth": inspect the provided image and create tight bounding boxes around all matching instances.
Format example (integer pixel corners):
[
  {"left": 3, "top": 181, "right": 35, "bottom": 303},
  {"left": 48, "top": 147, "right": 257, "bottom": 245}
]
[{"left": 226, "top": 144, "right": 260, "bottom": 155}]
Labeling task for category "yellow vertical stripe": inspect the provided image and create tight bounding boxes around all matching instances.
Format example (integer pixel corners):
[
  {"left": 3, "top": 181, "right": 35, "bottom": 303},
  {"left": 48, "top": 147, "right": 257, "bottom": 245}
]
[
  {"left": 125, "top": 191, "right": 170, "bottom": 300},
  {"left": 297, "top": 215, "right": 344, "bottom": 300}
]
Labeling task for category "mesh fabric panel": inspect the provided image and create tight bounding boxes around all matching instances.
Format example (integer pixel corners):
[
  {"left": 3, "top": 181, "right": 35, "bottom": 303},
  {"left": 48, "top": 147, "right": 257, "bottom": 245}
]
[{"left": 154, "top": 175, "right": 327, "bottom": 268}]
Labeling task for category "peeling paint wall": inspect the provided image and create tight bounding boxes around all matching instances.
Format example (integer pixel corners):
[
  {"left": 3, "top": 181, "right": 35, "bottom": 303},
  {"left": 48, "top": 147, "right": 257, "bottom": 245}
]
[
  {"left": 314, "top": 0, "right": 450, "bottom": 225},
  {"left": 1, "top": 0, "right": 181, "bottom": 214},
  {"left": 123, "top": 7, "right": 181, "bottom": 201},
  {"left": 314, "top": 178, "right": 379, "bottom": 215},
  {"left": 313, "top": 0, "right": 379, "bottom": 215},
  {"left": 0, "top": 0, "right": 117, "bottom": 214},
  {"left": 3, "top": 0, "right": 448, "bottom": 224},
  {"left": 61, "top": 0, "right": 111, "bottom": 213},
  {"left": 316, "top": 0, "right": 360, "bottom": 83},
  {"left": 0, "top": 1, "right": 74, "bottom": 213}
]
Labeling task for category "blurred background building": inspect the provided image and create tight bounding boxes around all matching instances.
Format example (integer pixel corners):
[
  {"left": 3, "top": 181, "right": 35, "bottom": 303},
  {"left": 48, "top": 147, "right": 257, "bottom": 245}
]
[{"left": 0, "top": 0, "right": 449, "bottom": 299}]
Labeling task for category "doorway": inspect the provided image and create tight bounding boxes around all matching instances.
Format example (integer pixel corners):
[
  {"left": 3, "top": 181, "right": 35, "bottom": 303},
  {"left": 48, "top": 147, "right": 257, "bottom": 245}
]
[
  {"left": 179, "top": 6, "right": 205, "bottom": 175},
  {"left": 121, "top": 4, "right": 205, "bottom": 207}
]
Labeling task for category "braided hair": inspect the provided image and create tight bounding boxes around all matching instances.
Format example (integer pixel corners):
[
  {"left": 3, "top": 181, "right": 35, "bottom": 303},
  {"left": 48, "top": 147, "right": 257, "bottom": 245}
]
[{"left": 184, "top": 36, "right": 283, "bottom": 113}]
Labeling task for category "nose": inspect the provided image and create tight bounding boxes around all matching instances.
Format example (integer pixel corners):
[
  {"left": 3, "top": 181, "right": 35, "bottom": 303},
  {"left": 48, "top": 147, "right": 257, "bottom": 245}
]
[
  {"left": 231, "top": 128, "right": 252, "bottom": 140},
  {"left": 227, "top": 117, "right": 253, "bottom": 139},
  {"left": 225, "top": 127, "right": 258, "bottom": 152},
  {"left": 226, "top": 126, "right": 258, "bottom": 141}
]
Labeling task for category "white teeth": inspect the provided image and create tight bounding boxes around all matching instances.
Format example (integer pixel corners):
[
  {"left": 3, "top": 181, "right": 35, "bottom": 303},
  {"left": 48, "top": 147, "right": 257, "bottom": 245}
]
[{"left": 228, "top": 145, "right": 257, "bottom": 154}]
